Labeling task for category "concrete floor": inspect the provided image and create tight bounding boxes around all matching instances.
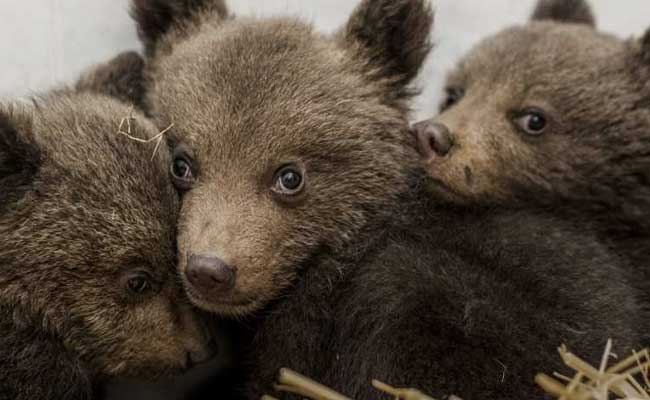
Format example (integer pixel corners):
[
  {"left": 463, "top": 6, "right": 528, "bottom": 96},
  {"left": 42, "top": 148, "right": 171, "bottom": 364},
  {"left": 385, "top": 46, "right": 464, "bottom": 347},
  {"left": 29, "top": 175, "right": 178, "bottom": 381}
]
[{"left": 0, "top": 0, "right": 647, "bottom": 119}]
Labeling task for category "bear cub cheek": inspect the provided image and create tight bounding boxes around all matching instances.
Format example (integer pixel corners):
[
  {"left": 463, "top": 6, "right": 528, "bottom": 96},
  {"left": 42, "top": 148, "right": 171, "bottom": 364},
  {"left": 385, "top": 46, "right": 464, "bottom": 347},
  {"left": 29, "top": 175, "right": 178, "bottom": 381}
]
[{"left": 86, "top": 272, "right": 218, "bottom": 378}]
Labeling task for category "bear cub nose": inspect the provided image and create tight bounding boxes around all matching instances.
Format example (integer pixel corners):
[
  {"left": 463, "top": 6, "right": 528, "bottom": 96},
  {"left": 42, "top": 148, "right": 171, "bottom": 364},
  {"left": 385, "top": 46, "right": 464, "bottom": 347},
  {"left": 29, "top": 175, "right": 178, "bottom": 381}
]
[
  {"left": 186, "top": 254, "right": 236, "bottom": 294},
  {"left": 413, "top": 120, "right": 454, "bottom": 158}
]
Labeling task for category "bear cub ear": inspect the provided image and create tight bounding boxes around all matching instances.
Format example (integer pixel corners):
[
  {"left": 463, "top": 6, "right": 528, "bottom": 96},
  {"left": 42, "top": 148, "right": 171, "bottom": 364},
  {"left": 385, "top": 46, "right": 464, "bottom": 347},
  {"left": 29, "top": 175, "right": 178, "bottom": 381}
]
[
  {"left": 75, "top": 51, "right": 147, "bottom": 111},
  {"left": 641, "top": 28, "right": 650, "bottom": 65},
  {"left": 531, "top": 0, "right": 596, "bottom": 27},
  {"left": 131, "top": 0, "right": 229, "bottom": 56},
  {"left": 0, "top": 113, "right": 40, "bottom": 196},
  {"left": 340, "top": 0, "right": 434, "bottom": 93}
]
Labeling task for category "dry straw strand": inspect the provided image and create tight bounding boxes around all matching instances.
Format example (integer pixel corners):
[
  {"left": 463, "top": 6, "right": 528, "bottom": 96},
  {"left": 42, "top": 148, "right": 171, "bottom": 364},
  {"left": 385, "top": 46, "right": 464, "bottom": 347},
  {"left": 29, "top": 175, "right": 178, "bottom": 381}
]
[
  {"left": 272, "top": 369, "right": 351, "bottom": 400},
  {"left": 117, "top": 106, "right": 174, "bottom": 161},
  {"left": 371, "top": 380, "right": 438, "bottom": 400}
]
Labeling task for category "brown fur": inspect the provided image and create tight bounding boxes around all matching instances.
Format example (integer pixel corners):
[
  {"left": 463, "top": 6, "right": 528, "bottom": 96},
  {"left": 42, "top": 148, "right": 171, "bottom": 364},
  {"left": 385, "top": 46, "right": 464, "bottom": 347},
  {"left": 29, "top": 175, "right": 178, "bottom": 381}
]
[
  {"left": 531, "top": 0, "right": 595, "bottom": 26},
  {"left": 135, "top": 0, "right": 432, "bottom": 318},
  {"left": 75, "top": 51, "right": 148, "bottom": 111},
  {"left": 641, "top": 29, "right": 650, "bottom": 64},
  {"left": 0, "top": 91, "right": 214, "bottom": 399},
  {"left": 131, "top": 0, "right": 229, "bottom": 57},
  {"left": 339, "top": 0, "right": 433, "bottom": 95},
  {"left": 130, "top": 1, "right": 648, "bottom": 399},
  {"left": 423, "top": 0, "right": 650, "bottom": 286}
]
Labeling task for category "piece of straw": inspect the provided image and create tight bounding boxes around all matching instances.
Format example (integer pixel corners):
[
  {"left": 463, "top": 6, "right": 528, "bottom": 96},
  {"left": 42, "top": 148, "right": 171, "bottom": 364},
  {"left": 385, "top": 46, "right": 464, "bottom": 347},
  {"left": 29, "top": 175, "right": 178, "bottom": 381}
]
[
  {"left": 116, "top": 106, "right": 174, "bottom": 161},
  {"left": 273, "top": 368, "right": 351, "bottom": 400},
  {"left": 372, "top": 380, "right": 437, "bottom": 400}
]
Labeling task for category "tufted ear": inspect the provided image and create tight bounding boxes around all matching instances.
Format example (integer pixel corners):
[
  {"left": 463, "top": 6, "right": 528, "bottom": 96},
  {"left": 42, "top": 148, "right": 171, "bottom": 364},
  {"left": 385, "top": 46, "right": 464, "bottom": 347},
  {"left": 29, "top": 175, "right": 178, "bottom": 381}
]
[
  {"left": 339, "top": 0, "right": 434, "bottom": 96},
  {"left": 131, "top": 0, "right": 229, "bottom": 57},
  {"left": 0, "top": 112, "right": 40, "bottom": 204},
  {"left": 75, "top": 51, "right": 147, "bottom": 111},
  {"left": 531, "top": 0, "right": 595, "bottom": 27}
]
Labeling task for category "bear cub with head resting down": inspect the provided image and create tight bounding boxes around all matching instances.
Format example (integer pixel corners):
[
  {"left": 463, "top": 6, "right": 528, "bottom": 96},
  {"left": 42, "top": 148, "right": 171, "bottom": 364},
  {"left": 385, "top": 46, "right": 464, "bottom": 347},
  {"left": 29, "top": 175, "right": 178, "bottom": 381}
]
[
  {"left": 0, "top": 61, "right": 215, "bottom": 399},
  {"left": 131, "top": 0, "right": 647, "bottom": 399},
  {"left": 415, "top": 0, "right": 650, "bottom": 286}
]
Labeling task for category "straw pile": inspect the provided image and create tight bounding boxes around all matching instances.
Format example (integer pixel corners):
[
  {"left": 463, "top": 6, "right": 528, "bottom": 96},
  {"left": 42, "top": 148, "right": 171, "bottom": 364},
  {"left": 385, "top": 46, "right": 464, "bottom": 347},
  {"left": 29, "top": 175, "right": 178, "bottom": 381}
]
[
  {"left": 262, "top": 340, "right": 649, "bottom": 400},
  {"left": 262, "top": 369, "right": 444, "bottom": 400},
  {"left": 537, "top": 340, "right": 650, "bottom": 400}
]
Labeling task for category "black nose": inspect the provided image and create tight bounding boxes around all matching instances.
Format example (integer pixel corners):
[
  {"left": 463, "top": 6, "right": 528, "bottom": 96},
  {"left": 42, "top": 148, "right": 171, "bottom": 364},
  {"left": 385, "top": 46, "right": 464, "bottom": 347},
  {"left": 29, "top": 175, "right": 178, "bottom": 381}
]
[
  {"left": 413, "top": 120, "right": 454, "bottom": 158},
  {"left": 186, "top": 254, "right": 236, "bottom": 294}
]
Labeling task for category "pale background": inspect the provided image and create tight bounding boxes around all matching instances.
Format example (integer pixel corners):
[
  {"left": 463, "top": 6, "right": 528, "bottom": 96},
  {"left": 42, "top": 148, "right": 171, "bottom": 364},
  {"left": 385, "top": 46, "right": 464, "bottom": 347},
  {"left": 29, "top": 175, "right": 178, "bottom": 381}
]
[{"left": 0, "top": 0, "right": 647, "bottom": 119}]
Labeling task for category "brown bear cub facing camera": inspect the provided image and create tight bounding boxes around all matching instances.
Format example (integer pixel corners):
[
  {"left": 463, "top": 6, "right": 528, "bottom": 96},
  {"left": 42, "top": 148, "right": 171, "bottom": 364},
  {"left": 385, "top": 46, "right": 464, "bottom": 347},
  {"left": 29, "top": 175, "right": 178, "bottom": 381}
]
[
  {"left": 132, "top": 0, "right": 647, "bottom": 399},
  {"left": 0, "top": 85, "right": 215, "bottom": 398},
  {"left": 415, "top": 0, "right": 650, "bottom": 284},
  {"left": 131, "top": 0, "right": 428, "bottom": 317}
]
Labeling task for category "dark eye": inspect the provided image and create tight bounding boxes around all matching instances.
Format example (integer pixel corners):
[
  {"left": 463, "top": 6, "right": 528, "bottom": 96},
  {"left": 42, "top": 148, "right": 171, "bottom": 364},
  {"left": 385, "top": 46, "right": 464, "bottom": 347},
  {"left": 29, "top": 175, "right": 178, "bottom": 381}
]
[
  {"left": 128, "top": 276, "right": 151, "bottom": 294},
  {"left": 171, "top": 158, "right": 191, "bottom": 179},
  {"left": 170, "top": 151, "right": 195, "bottom": 191},
  {"left": 513, "top": 109, "right": 548, "bottom": 136},
  {"left": 121, "top": 272, "right": 158, "bottom": 298},
  {"left": 272, "top": 165, "right": 305, "bottom": 196},
  {"left": 440, "top": 87, "right": 464, "bottom": 112}
]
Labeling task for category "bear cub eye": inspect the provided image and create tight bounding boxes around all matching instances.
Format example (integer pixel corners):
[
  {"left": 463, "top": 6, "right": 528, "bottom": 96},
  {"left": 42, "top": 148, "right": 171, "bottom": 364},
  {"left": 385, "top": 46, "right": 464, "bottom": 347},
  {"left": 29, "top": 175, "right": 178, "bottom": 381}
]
[
  {"left": 170, "top": 148, "right": 196, "bottom": 191},
  {"left": 121, "top": 271, "right": 159, "bottom": 298},
  {"left": 128, "top": 276, "right": 151, "bottom": 294},
  {"left": 272, "top": 164, "right": 305, "bottom": 197},
  {"left": 440, "top": 87, "right": 465, "bottom": 112},
  {"left": 513, "top": 108, "right": 548, "bottom": 136}
]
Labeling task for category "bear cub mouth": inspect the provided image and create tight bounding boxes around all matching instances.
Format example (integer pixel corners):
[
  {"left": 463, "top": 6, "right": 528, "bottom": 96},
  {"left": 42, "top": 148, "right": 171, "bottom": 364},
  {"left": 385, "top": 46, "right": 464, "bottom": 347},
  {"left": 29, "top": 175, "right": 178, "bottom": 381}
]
[{"left": 183, "top": 281, "right": 255, "bottom": 314}]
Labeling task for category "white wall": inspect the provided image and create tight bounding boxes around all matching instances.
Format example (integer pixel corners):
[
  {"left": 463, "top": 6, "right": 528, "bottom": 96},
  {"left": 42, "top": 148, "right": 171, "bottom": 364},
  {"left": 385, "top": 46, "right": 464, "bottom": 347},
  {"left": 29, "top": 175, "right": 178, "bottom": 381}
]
[{"left": 0, "top": 0, "right": 647, "bottom": 119}]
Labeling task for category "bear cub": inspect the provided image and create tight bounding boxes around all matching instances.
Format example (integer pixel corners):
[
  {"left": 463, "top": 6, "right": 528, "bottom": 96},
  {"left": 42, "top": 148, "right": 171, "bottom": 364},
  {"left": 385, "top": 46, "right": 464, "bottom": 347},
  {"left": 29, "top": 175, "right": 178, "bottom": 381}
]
[
  {"left": 0, "top": 84, "right": 214, "bottom": 398},
  {"left": 131, "top": 0, "right": 648, "bottom": 399},
  {"left": 414, "top": 0, "right": 650, "bottom": 284}
]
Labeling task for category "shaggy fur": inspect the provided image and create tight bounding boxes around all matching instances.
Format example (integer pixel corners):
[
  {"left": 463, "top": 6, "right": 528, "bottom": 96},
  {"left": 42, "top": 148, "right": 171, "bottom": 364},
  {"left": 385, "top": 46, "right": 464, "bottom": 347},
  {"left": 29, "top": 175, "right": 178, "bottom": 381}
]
[
  {"left": 242, "top": 201, "right": 644, "bottom": 400},
  {"left": 0, "top": 91, "right": 213, "bottom": 399},
  {"left": 136, "top": 0, "right": 433, "bottom": 317},
  {"left": 424, "top": 0, "right": 650, "bottom": 290},
  {"left": 75, "top": 51, "right": 147, "bottom": 111},
  {"left": 132, "top": 0, "right": 647, "bottom": 398},
  {"left": 131, "top": 0, "right": 229, "bottom": 57},
  {"left": 531, "top": 0, "right": 595, "bottom": 26}
]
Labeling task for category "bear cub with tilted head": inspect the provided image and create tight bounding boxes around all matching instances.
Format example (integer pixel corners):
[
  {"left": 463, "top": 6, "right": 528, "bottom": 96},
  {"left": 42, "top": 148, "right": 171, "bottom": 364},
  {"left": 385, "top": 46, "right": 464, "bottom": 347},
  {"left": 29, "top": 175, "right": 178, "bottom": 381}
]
[
  {"left": 0, "top": 60, "right": 215, "bottom": 399},
  {"left": 131, "top": 0, "right": 647, "bottom": 399},
  {"left": 415, "top": 0, "right": 650, "bottom": 283}
]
